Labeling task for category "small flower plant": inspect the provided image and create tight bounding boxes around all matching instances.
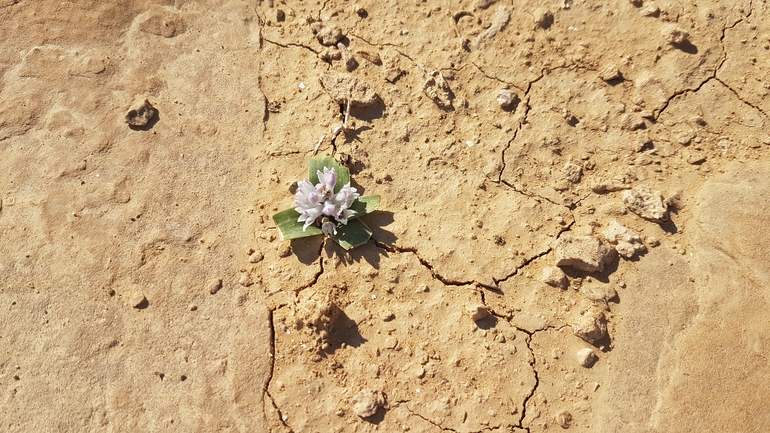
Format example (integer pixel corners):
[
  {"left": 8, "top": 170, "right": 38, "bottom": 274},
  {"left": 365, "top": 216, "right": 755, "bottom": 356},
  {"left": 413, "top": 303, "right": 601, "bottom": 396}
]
[{"left": 273, "top": 157, "right": 380, "bottom": 250}]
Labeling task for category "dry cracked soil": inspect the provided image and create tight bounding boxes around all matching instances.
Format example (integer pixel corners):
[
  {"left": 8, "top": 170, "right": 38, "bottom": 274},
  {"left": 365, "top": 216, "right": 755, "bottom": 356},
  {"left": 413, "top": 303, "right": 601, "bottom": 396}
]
[{"left": 2, "top": 0, "right": 770, "bottom": 432}]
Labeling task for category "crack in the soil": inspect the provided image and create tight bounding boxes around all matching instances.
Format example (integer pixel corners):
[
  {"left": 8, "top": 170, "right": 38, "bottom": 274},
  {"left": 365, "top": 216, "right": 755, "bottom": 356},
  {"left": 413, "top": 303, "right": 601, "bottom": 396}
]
[
  {"left": 264, "top": 308, "right": 295, "bottom": 432},
  {"left": 371, "top": 239, "right": 474, "bottom": 287},
  {"left": 405, "top": 406, "right": 459, "bottom": 432}
]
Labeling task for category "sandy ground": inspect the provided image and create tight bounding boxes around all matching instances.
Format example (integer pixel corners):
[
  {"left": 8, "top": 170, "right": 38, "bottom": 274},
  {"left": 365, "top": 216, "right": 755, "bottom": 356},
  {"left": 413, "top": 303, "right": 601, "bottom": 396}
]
[{"left": 1, "top": 1, "right": 770, "bottom": 432}]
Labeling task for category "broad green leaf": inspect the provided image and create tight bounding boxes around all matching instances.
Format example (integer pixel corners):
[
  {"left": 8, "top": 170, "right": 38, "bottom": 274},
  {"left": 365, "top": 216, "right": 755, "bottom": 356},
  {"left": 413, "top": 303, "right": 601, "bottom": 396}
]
[
  {"left": 273, "top": 208, "right": 323, "bottom": 240},
  {"left": 332, "top": 218, "right": 372, "bottom": 250},
  {"left": 309, "top": 156, "right": 350, "bottom": 193},
  {"left": 349, "top": 195, "right": 380, "bottom": 220}
]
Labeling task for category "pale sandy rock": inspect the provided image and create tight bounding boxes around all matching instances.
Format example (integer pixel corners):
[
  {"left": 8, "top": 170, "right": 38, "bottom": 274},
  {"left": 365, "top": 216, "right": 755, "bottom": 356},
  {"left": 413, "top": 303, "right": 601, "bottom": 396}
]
[
  {"left": 319, "top": 72, "right": 378, "bottom": 107},
  {"left": 465, "top": 303, "right": 490, "bottom": 321},
  {"left": 129, "top": 291, "right": 148, "bottom": 309},
  {"left": 208, "top": 278, "right": 223, "bottom": 295},
  {"left": 249, "top": 250, "right": 264, "bottom": 263},
  {"left": 541, "top": 266, "right": 568, "bottom": 289},
  {"left": 602, "top": 219, "right": 646, "bottom": 259},
  {"left": 576, "top": 347, "right": 598, "bottom": 367},
  {"left": 319, "top": 46, "right": 341, "bottom": 62},
  {"left": 640, "top": 3, "right": 660, "bottom": 16},
  {"left": 356, "top": 50, "right": 381, "bottom": 65},
  {"left": 591, "top": 177, "right": 629, "bottom": 193},
  {"left": 554, "top": 409, "right": 573, "bottom": 428},
  {"left": 497, "top": 89, "right": 517, "bottom": 108},
  {"left": 572, "top": 311, "right": 608, "bottom": 344},
  {"left": 581, "top": 284, "right": 618, "bottom": 303},
  {"left": 598, "top": 63, "right": 621, "bottom": 81},
  {"left": 422, "top": 67, "right": 453, "bottom": 109},
  {"left": 554, "top": 235, "right": 614, "bottom": 273},
  {"left": 312, "top": 23, "right": 344, "bottom": 46},
  {"left": 562, "top": 162, "right": 583, "bottom": 183},
  {"left": 623, "top": 186, "right": 668, "bottom": 222},
  {"left": 238, "top": 273, "right": 253, "bottom": 287},
  {"left": 351, "top": 389, "right": 385, "bottom": 418},
  {"left": 475, "top": 6, "right": 511, "bottom": 43},
  {"left": 661, "top": 23, "right": 690, "bottom": 45}
]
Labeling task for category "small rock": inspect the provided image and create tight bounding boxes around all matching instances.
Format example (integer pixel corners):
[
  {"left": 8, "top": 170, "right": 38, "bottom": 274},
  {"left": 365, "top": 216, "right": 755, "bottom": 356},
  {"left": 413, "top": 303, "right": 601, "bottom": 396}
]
[
  {"left": 319, "top": 46, "right": 342, "bottom": 62},
  {"left": 602, "top": 219, "right": 645, "bottom": 259},
  {"left": 572, "top": 311, "right": 608, "bottom": 344},
  {"left": 562, "top": 162, "right": 583, "bottom": 183},
  {"left": 686, "top": 151, "right": 707, "bottom": 165},
  {"left": 351, "top": 389, "right": 385, "bottom": 418},
  {"left": 465, "top": 304, "right": 490, "bottom": 321},
  {"left": 238, "top": 273, "right": 253, "bottom": 287},
  {"left": 591, "top": 177, "right": 628, "bottom": 193},
  {"left": 581, "top": 284, "right": 618, "bottom": 302},
  {"left": 598, "top": 63, "right": 621, "bottom": 81},
  {"left": 576, "top": 348, "right": 598, "bottom": 368},
  {"left": 422, "top": 67, "right": 453, "bottom": 109},
  {"left": 620, "top": 112, "right": 645, "bottom": 131},
  {"left": 661, "top": 23, "right": 689, "bottom": 45},
  {"left": 497, "top": 89, "right": 517, "bottom": 108},
  {"left": 319, "top": 72, "right": 378, "bottom": 107},
  {"left": 622, "top": 186, "right": 668, "bottom": 222},
  {"left": 628, "top": 0, "right": 643, "bottom": 6},
  {"left": 476, "top": 0, "right": 498, "bottom": 9},
  {"left": 249, "top": 250, "right": 264, "bottom": 263},
  {"left": 554, "top": 235, "right": 614, "bottom": 273},
  {"left": 208, "top": 278, "right": 223, "bottom": 295},
  {"left": 125, "top": 99, "right": 157, "bottom": 128},
  {"left": 356, "top": 50, "right": 382, "bottom": 65},
  {"left": 277, "top": 244, "right": 292, "bottom": 257},
  {"left": 312, "top": 23, "right": 344, "bottom": 46},
  {"left": 541, "top": 266, "right": 568, "bottom": 289},
  {"left": 129, "top": 292, "right": 148, "bottom": 309},
  {"left": 555, "top": 410, "right": 573, "bottom": 429},
  {"left": 639, "top": 4, "right": 660, "bottom": 16}
]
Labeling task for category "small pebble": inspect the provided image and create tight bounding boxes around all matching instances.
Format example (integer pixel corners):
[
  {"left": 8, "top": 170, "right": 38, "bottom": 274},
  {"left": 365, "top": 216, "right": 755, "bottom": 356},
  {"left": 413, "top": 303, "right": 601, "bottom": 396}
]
[
  {"left": 541, "top": 266, "right": 568, "bottom": 289},
  {"left": 576, "top": 347, "right": 598, "bottom": 367},
  {"left": 129, "top": 292, "right": 148, "bottom": 309},
  {"left": 249, "top": 251, "right": 264, "bottom": 263},
  {"left": 497, "top": 89, "right": 517, "bottom": 108},
  {"left": 208, "top": 278, "right": 223, "bottom": 295},
  {"left": 238, "top": 273, "right": 253, "bottom": 287},
  {"left": 598, "top": 63, "right": 621, "bottom": 81},
  {"left": 125, "top": 99, "right": 157, "bottom": 128}
]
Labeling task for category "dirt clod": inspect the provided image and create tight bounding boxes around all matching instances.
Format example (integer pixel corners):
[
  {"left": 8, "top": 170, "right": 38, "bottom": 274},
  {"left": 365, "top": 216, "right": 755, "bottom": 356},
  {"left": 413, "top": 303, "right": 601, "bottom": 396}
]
[
  {"left": 125, "top": 99, "right": 157, "bottom": 127},
  {"left": 422, "top": 67, "right": 453, "bottom": 109},
  {"left": 542, "top": 266, "right": 569, "bottom": 289},
  {"left": 554, "top": 235, "right": 614, "bottom": 273},
  {"left": 319, "top": 72, "right": 378, "bottom": 107},
  {"left": 572, "top": 311, "right": 608, "bottom": 344},
  {"left": 661, "top": 23, "right": 690, "bottom": 45},
  {"left": 622, "top": 186, "right": 668, "bottom": 222},
  {"left": 351, "top": 389, "right": 385, "bottom": 418},
  {"left": 465, "top": 303, "right": 490, "bottom": 321},
  {"left": 602, "top": 219, "right": 646, "bottom": 259}
]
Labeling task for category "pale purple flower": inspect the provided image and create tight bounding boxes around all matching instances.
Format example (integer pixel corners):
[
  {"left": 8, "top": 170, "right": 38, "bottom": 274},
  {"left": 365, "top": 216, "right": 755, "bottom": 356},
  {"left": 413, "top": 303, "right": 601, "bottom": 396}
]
[{"left": 294, "top": 167, "right": 359, "bottom": 232}]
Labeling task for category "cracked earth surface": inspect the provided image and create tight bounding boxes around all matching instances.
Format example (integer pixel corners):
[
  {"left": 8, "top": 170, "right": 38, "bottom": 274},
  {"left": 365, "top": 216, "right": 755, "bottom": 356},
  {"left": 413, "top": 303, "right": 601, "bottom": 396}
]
[{"left": 2, "top": 0, "right": 770, "bottom": 432}]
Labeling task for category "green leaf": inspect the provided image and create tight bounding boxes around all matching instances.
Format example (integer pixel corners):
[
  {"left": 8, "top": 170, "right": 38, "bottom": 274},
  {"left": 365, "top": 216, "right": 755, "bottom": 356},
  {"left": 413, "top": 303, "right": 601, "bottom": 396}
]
[
  {"left": 272, "top": 208, "right": 323, "bottom": 240},
  {"left": 349, "top": 195, "right": 380, "bottom": 220},
  {"left": 309, "top": 156, "right": 350, "bottom": 193},
  {"left": 332, "top": 218, "right": 372, "bottom": 250}
]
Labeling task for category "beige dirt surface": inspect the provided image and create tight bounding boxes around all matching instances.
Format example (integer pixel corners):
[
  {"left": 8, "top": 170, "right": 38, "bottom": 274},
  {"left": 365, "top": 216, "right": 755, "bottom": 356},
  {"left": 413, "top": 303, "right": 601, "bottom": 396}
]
[{"left": 1, "top": 1, "right": 769, "bottom": 432}]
